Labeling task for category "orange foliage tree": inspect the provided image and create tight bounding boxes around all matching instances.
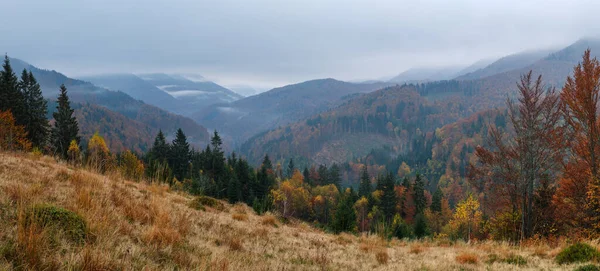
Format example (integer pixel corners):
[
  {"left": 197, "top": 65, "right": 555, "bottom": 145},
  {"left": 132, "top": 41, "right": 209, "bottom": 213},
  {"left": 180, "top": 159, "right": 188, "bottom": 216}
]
[
  {"left": 557, "top": 49, "right": 600, "bottom": 235},
  {"left": 469, "top": 71, "right": 564, "bottom": 240},
  {"left": 0, "top": 110, "right": 31, "bottom": 151}
]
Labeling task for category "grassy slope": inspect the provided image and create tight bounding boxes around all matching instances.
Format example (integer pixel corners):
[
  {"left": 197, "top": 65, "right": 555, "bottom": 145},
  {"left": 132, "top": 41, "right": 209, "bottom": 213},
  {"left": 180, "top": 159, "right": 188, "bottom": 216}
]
[{"left": 0, "top": 152, "right": 592, "bottom": 270}]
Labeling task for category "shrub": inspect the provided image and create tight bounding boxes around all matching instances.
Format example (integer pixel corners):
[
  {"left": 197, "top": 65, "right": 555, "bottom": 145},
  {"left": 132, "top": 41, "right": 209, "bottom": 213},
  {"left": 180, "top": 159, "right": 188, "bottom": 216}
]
[
  {"left": 456, "top": 252, "right": 478, "bottom": 264},
  {"left": 28, "top": 204, "right": 87, "bottom": 243},
  {"left": 375, "top": 250, "right": 389, "bottom": 265},
  {"left": 261, "top": 214, "right": 278, "bottom": 227},
  {"left": 575, "top": 264, "right": 600, "bottom": 271},
  {"left": 556, "top": 243, "right": 600, "bottom": 265},
  {"left": 189, "top": 196, "right": 225, "bottom": 211},
  {"left": 502, "top": 254, "right": 527, "bottom": 266}
]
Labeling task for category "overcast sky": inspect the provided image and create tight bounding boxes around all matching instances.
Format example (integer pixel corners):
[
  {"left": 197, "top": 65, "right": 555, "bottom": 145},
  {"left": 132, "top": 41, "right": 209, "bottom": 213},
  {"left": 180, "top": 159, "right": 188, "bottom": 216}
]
[{"left": 2, "top": 0, "right": 599, "bottom": 90}]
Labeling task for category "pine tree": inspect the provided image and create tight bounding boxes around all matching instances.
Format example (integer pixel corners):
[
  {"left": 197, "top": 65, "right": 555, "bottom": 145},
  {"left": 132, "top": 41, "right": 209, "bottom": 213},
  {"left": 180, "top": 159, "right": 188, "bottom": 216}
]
[
  {"left": 286, "top": 158, "right": 295, "bottom": 178},
  {"left": 413, "top": 174, "right": 426, "bottom": 214},
  {"left": 51, "top": 84, "right": 79, "bottom": 159},
  {"left": 380, "top": 173, "right": 397, "bottom": 223},
  {"left": 150, "top": 130, "right": 169, "bottom": 161},
  {"left": 317, "top": 164, "right": 329, "bottom": 186},
  {"left": 0, "top": 55, "right": 26, "bottom": 126},
  {"left": 20, "top": 70, "right": 49, "bottom": 148},
  {"left": 210, "top": 130, "right": 226, "bottom": 197},
  {"left": 358, "top": 166, "right": 372, "bottom": 199},
  {"left": 147, "top": 130, "right": 171, "bottom": 182},
  {"left": 303, "top": 167, "right": 311, "bottom": 186},
  {"left": 329, "top": 163, "right": 341, "bottom": 188},
  {"left": 431, "top": 188, "right": 443, "bottom": 213},
  {"left": 256, "top": 154, "right": 274, "bottom": 199},
  {"left": 227, "top": 174, "right": 241, "bottom": 203},
  {"left": 413, "top": 213, "right": 430, "bottom": 238},
  {"left": 331, "top": 190, "right": 357, "bottom": 233},
  {"left": 170, "top": 128, "right": 191, "bottom": 181}
]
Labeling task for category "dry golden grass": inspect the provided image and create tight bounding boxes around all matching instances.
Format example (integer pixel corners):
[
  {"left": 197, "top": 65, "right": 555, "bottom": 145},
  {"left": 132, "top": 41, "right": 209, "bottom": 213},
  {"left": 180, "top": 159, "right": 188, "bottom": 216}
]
[
  {"left": 232, "top": 213, "right": 248, "bottom": 221},
  {"left": 0, "top": 151, "right": 591, "bottom": 270},
  {"left": 456, "top": 252, "right": 479, "bottom": 264},
  {"left": 261, "top": 213, "right": 278, "bottom": 227}
]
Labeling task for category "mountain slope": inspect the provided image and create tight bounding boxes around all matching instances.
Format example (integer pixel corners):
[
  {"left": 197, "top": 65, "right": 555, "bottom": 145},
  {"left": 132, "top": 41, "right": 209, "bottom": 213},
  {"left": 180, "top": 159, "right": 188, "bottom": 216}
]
[
  {"left": 10, "top": 58, "right": 210, "bottom": 148},
  {"left": 79, "top": 73, "right": 182, "bottom": 114},
  {"left": 138, "top": 73, "right": 242, "bottom": 114},
  {"left": 388, "top": 66, "right": 464, "bottom": 83},
  {"left": 455, "top": 49, "right": 555, "bottom": 81},
  {"left": 240, "top": 82, "right": 475, "bottom": 165},
  {"left": 193, "top": 78, "right": 392, "bottom": 144}
]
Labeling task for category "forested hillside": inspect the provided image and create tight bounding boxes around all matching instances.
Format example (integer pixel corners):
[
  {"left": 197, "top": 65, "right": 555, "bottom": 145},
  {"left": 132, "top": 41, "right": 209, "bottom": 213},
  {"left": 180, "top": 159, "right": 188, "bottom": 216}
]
[{"left": 194, "top": 78, "right": 392, "bottom": 144}]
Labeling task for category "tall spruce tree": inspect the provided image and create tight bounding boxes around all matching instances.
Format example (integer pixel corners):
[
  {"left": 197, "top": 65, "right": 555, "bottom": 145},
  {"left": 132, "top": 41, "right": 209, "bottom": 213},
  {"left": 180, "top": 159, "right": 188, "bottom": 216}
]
[
  {"left": 20, "top": 70, "right": 49, "bottom": 148},
  {"left": 317, "top": 164, "right": 329, "bottom": 185},
  {"left": 331, "top": 190, "right": 357, "bottom": 233},
  {"left": 413, "top": 174, "right": 427, "bottom": 214},
  {"left": 146, "top": 130, "right": 171, "bottom": 182},
  {"left": 210, "top": 130, "right": 226, "bottom": 197},
  {"left": 431, "top": 188, "right": 443, "bottom": 213},
  {"left": 329, "top": 163, "right": 341, "bottom": 188},
  {"left": 303, "top": 167, "right": 311, "bottom": 186},
  {"left": 0, "top": 55, "right": 25, "bottom": 125},
  {"left": 51, "top": 84, "right": 79, "bottom": 159},
  {"left": 358, "top": 166, "right": 372, "bottom": 199},
  {"left": 380, "top": 173, "right": 397, "bottom": 223},
  {"left": 286, "top": 158, "right": 295, "bottom": 178},
  {"left": 170, "top": 128, "right": 191, "bottom": 181}
]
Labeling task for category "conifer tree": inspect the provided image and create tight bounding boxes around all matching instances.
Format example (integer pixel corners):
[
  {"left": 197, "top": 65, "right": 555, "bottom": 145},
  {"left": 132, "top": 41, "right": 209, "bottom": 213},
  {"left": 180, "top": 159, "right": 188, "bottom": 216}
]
[
  {"left": 150, "top": 130, "right": 169, "bottom": 161},
  {"left": 413, "top": 213, "right": 430, "bottom": 238},
  {"left": 329, "top": 163, "right": 341, "bottom": 188},
  {"left": 20, "top": 70, "right": 49, "bottom": 148},
  {"left": 286, "top": 158, "right": 295, "bottom": 178},
  {"left": 170, "top": 128, "right": 191, "bottom": 181},
  {"left": 331, "top": 190, "right": 357, "bottom": 233},
  {"left": 317, "top": 164, "right": 329, "bottom": 185},
  {"left": 358, "top": 166, "right": 372, "bottom": 199},
  {"left": 147, "top": 130, "right": 171, "bottom": 182},
  {"left": 51, "top": 84, "right": 79, "bottom": 159},
  {"left": 0, "top": 55, "right": 25, "bottom": 126},
  {"left": 413, "top": 174, "right": 427, "bottom": 214},
  {"left": 227, "top": 173, "right": 241, "bottom": 203},
  {"left": 210, "top": 130, "right": 226, "bottom": 197},
  {"left": 380, "top": 173, "right": 397, "bottom": 223},
  {"left": 256, "top": 154, "right": 274, "bottom": 199},
  {"left": 431, "top": 188, "right": 443, "bottom": 213},
  {"left": 303, "top": 167, "right": 311, "bottom": 186}
]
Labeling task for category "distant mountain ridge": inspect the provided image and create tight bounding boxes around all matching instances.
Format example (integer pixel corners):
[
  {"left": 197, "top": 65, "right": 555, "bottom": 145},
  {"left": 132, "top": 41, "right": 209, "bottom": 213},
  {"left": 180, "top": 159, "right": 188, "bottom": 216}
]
[
  {"left": 138, "top": 73, "right": 242, "bottom": 114},
  {"left": 455, "top": 49, "right": 556, "bottom": 81},
  {"left": 80, "top": 73, "right": 241, "bottom": 116},
  {"left": 388, "top": 66, "right": 465, "bottom": 83}
]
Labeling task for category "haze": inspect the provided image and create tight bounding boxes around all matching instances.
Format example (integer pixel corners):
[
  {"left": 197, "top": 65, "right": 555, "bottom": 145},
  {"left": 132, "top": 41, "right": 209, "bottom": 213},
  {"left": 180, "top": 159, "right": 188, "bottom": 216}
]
[{"left": 2, "top": 0, "right": 599, "bottom": 90}]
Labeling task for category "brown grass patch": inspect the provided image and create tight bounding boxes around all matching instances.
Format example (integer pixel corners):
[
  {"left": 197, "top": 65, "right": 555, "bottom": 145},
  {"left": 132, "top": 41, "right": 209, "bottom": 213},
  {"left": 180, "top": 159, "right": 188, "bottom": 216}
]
[
  {"left": 261, "top": 214, "right": 278, "bottom": 227},
  {"left": 410, "top": 244, "right": 425, "bottom": 254},
  {"left": 456, "top": 252, "right": 479, "bottom": 264},
  {"left": 375, "top": 249, "right": 389, "bottom": 265},
  {"left": 232, "top": 213, "right": 248, "bottom": 221},
  {"left": 227, "top": 237, "right": 243, "bottom": 251}
]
